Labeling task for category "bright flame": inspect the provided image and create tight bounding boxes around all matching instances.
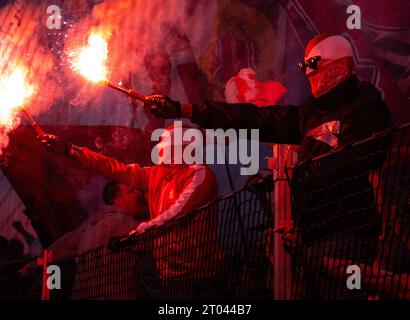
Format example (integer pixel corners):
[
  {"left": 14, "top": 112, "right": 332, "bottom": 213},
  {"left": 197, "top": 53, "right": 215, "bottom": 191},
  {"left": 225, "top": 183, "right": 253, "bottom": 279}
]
[
  {"left": 73, "top": 33, "right": 108, "bottom": 83},
  {"left": 0, "top": 68, "right": 33, "bottom": 127}
]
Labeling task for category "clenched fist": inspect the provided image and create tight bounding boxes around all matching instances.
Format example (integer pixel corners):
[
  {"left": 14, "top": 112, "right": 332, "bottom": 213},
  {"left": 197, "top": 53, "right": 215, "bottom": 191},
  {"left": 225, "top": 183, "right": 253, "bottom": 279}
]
[
  {"left": 144, "top": 94, "right": 182, "bottom": 119},
  {"left": 38, "top": 134, "right": 72, "bottom": 155}
]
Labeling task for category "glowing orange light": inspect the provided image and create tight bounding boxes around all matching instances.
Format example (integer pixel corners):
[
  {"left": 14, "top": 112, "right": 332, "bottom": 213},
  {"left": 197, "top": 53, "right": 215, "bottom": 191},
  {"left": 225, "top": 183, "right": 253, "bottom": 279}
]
[
  {"left": 73, "top": 33, "right": 109, "bottom": 83},
  {"left": 70, "top": 32, "right": 147, "bottom": 102},
  {"left": 0, "top": 68, "right": 33, "bottom": 127}
]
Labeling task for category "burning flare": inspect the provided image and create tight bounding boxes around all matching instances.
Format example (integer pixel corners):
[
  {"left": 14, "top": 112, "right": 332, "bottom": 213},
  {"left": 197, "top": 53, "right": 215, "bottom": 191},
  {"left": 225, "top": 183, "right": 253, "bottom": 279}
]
[
  {"left": 71, "top": 32, "right": 147, "bottom": 102},
  {"left": 0, "top": 68, "right": 33, "bottom": 127},
  {"left": 73, "top": 33, "right": 109, "bottom": 83}
]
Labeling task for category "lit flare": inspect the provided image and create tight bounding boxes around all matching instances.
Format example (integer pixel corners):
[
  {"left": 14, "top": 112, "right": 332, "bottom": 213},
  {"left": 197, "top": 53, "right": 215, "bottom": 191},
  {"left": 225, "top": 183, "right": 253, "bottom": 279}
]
[
  {"left": 0, "top": 68, "right": 33, "bottom": 127},
  {"left": 72, "top": 32, "right": 146, "bottom": 102},
  {"left": 73, "top": 33, "right": 108, "bottom": 83}
]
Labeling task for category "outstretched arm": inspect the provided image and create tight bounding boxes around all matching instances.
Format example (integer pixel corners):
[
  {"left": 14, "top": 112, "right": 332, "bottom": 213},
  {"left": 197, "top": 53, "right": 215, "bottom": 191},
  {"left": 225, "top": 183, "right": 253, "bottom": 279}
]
[
  {"left": 190, "top": 101, "right": 302, "bottom": 144},
  {"left": 68, "top": 146, "right": 150, "bottom": 192},
  {"left": 144, "top": 95, "right": 303, "bottom": 144},
  {"left": 39, "top": 135, "right": 150, "bottom": 192}
]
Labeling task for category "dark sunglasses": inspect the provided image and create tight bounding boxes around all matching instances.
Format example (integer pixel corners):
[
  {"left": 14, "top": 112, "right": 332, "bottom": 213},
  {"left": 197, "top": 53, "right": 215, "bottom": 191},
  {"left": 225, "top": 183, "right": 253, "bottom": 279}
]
[{"left": 298, "top": 55, "right": 321, "bottom": 73}]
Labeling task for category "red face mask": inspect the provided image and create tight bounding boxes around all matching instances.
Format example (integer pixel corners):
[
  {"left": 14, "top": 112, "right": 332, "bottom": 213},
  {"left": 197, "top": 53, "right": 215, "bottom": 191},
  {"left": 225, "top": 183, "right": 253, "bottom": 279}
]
[{"left": 307, "top": 56, "right": 353, "bottom": 98}]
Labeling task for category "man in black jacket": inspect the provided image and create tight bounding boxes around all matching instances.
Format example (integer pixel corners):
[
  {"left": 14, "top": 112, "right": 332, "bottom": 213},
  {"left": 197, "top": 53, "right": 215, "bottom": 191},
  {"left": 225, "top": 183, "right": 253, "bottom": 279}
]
[
  {"left": 146, "top": 34, "right": 393, "bottom": 163},
  {"left": 143, "top": 33, "right": 395, "bottom": 299}
]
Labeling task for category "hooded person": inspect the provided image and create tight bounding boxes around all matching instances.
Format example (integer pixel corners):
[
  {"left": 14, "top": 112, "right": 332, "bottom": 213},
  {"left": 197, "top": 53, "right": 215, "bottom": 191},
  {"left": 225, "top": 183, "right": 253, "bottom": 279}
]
[
  {"left": 142, "top": 33, "right": 395, "bottom": 299},
  {"left": 41, "top": 122, "right": 225, "bottom": 295}
]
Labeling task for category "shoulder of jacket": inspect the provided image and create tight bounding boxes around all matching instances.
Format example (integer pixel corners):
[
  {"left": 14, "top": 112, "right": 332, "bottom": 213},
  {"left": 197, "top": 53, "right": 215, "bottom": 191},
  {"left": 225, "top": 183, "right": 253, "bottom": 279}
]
[
  {"left": 190, "top": 164, "right": 214, "bottom": 176},
  {"left": 128, "top": 163, "right": 151, "bottom": 172},
  {"left": 105, "top": 213, "right": 135, "bottom": 228},
  {"left": 358, "top": 81, "right": 382, "bottom": 99},
  {"left": 192, "top": 165, "right": 218, "bottom": 188},
  {"left": 345, "top": 81, "right": 385, "bottom": 115},
  {"left": 190, "top": 163, "right": 206, "bottom": 171}
]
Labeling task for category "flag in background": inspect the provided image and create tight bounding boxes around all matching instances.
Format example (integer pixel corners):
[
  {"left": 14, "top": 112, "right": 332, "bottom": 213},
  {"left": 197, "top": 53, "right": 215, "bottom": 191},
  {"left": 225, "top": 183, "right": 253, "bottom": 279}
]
[
  {"left": 225, "top": 68, "right": 287, "bottom": 106},
  {"left": 0, "top": 0, "right": 408, "bottom": 250}
]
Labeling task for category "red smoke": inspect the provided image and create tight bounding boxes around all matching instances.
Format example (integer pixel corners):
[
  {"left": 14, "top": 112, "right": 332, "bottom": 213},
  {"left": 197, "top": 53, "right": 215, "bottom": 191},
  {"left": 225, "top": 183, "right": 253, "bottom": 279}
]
[{"left": 0, "top": 1, "right": 62, "bottom": 152}]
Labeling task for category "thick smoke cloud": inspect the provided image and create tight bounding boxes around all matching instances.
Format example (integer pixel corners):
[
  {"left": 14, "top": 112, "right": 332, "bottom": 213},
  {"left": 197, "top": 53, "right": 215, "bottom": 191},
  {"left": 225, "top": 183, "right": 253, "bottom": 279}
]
[
  {"left": 0, "top": 0, "right": 62, "bottom": 152},
  {"left": 0, "top": 0, "right": 218, "bottom": 152},
  {"left": 0, "top": 0, "right": 281, "bottom": 150},
  {"left": 63, "top": 0, "right": 213, "bottom": 106}
]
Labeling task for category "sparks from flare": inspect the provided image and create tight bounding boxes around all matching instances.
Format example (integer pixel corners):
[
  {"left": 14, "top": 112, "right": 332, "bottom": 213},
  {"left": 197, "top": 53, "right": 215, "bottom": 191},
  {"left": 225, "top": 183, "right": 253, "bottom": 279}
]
[
  {"left": 71, "top": 32, "right": 147, "bottom": 102},
  {"left": 71, "top": 32, "right": 109, "bottom": 84}
]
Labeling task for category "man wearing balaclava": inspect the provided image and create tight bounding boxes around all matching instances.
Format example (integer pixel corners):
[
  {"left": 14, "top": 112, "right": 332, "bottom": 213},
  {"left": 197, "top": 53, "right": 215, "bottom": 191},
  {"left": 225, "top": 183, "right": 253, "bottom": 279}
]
[
  {"left": 143, "top": 33, "right": 395, "bottom": 299},
  {"left": 145, "top": 33, "right": 393, "bottom": 162}
]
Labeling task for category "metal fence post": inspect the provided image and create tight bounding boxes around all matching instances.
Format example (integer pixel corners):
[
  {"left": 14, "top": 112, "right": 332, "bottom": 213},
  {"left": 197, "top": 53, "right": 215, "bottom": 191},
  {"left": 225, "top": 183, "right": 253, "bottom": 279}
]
[{"left": 271, "top": 144, "right": 296, "bottom": 299}]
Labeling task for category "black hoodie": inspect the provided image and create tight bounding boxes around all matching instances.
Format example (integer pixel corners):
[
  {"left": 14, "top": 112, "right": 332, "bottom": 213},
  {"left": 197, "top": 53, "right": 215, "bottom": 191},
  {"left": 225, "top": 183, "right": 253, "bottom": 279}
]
[{"left": 191, "top": 75, "right": 395, "bottom": 244}]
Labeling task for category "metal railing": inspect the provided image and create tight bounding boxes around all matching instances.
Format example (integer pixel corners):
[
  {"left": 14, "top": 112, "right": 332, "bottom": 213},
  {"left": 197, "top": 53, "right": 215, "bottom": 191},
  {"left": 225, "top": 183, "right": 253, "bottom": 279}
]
[
  {"left": 66, "top": 177, "right": 274, "bottom": 300},
  {"left": 0, "top": 124, "right": 409, "bottom": 300}
]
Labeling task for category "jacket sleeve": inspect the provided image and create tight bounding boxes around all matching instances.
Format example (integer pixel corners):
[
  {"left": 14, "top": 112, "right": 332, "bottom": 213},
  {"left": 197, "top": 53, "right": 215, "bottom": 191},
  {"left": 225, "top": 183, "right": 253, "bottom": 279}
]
[
  {"left": 135, "top": 165, "right": 217, "bottom": 232},
  {"left": 70, "top": 146, "right": 150, "bottom": 192},
  {"left": 191, "top": 101, "right": 302, "bottom": 144}
]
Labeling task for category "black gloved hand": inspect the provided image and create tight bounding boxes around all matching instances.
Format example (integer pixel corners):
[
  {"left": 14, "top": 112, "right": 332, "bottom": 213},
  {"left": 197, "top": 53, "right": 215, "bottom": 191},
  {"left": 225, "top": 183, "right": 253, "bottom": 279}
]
[
  {"left": 245, "top": 172, "right": 274, "bottom": 193},
  {"left": 38, "top": 134, "right": 71, "bottom": 155},
  {"left": 144, "top": 94, "right": 181, "bottom": 119}
]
